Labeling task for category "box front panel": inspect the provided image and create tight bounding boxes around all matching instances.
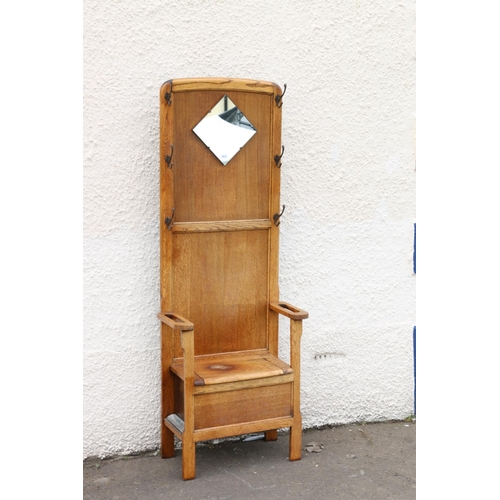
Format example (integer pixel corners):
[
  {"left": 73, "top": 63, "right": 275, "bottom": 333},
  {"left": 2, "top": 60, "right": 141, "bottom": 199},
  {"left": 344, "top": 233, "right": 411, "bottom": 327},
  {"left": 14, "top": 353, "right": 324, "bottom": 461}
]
[{"left": 194, "top": 383, "right": 292, "bottom": 430}]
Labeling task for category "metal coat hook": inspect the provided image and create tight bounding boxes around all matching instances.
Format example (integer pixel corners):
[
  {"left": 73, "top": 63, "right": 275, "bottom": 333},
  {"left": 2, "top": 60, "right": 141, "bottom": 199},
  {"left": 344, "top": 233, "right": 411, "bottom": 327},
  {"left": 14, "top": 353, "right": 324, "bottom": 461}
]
[
  {"left": 165, "top": 145, "right": 174, "bottom": 168},
  {"left": 164, "top": 82, "right": 173, "bottom": 105},
  {"left": 165, "top": 208, "right": 175, "bottom": 230},
  {"left": 275, "top": 83, "right": 287, "bottom": 108},
  {"left": 274, "top": 145, "right": 285, "bottom": 168},
  {"left": 273, "top": 205, "right": 285, "bottom": 226}
]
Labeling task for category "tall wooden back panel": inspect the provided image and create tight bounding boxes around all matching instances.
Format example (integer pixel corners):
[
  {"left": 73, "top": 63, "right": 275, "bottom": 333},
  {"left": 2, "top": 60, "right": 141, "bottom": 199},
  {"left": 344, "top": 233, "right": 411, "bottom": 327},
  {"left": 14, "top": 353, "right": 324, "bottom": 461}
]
[{"left": 160, "top": 79, "right": 281, "bottom": 358}]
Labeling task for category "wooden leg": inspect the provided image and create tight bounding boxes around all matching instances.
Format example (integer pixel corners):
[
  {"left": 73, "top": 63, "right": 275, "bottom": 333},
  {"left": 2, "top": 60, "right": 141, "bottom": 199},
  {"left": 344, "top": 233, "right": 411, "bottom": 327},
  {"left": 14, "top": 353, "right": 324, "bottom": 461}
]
[
  {"left": 289, "top": 414, "right": 302, "bottom": 461},
  {"left": 264, "top": 430, "right": 278, "bottom": 441},
  {"left": 289, "top": 319, "right": 303, "bottom": 461},
  {"left": 181, "top": 329, "right": 196, "bottom": 480},
  {"left": 161, "top": 323, "right": 175, "bottom": 458},
  {"left": 161, "top": 425, "right": 175, "bottom": 458},
  {"left": 182, "top": 437, "right": 196, "bottom": 481}
]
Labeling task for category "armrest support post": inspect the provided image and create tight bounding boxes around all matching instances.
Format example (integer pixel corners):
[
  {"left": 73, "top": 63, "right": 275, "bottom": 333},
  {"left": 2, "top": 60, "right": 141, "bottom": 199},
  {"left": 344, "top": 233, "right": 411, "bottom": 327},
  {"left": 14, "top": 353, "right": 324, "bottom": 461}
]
[
  {"left": 290, "top": 318, "right": 302, "bottom": 373},
  {"left": 269, "top": 301, "right": 308, "bottom": 371}
]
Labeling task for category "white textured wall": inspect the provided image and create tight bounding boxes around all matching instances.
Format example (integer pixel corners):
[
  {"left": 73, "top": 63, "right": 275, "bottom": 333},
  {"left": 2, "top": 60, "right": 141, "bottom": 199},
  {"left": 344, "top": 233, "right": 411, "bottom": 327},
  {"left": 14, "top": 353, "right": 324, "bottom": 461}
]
[{"left": 84, "top": 0, "right": 415, "bottom": 458}]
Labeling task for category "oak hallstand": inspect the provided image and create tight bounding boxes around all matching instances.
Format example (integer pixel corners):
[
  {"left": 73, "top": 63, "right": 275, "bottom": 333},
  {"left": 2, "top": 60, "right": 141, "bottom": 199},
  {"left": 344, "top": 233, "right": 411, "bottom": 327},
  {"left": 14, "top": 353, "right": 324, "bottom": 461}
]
[{"left": 158, "top": 77, "right": 308, "bottom": 480}]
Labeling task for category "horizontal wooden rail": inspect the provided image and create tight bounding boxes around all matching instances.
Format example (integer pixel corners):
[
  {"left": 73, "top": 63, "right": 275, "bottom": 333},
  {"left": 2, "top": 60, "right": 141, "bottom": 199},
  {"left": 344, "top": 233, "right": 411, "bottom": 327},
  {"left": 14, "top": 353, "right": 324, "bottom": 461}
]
[
  {"left": 193, "top": 373, "right": 294, "bottom": 395},
  {"left": 193, "top": 416, "right": 294, "bottom": 442},
  {"left": 170, "top": 78, "right": 278, "bottom": 94},
  {"left": 171, "top": 219, "right": 272, "bottom": 234}
]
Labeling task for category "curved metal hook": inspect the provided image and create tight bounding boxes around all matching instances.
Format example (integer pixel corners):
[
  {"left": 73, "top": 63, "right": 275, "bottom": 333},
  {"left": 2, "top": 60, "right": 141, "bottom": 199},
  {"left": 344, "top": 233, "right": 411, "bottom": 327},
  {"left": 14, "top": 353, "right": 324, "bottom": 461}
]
[
  {"left": 165, "top": 145, "right": 174, "bottom": 168},
  {"left": 273, "top": 205, "right": 285, "bottom": 226},
  {"left": 165, "top": 207, "right": 175, "bottom": 230},
  {"left": 164, "top": 82, "right": 173, "bottom": 106},
  {"left": 275, "top": 83, "right": 287, "bottom": 108},
  {"left": 274, "top": 145, "right": 285, "bottom": 168}
]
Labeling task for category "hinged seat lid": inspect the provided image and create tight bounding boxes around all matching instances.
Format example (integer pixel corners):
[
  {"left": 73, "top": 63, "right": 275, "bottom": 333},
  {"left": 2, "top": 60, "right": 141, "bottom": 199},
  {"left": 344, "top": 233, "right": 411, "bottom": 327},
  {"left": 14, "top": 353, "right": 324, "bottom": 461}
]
[{"left": 170, "top": 350, "right": 293, "bottom": 386}]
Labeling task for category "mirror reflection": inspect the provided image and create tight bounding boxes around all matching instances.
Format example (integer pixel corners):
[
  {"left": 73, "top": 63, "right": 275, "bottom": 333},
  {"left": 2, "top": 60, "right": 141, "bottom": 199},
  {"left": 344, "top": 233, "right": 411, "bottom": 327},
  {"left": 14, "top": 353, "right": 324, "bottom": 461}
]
[{"left": 192, "top": 95, "right": 256, "bottom": 165}]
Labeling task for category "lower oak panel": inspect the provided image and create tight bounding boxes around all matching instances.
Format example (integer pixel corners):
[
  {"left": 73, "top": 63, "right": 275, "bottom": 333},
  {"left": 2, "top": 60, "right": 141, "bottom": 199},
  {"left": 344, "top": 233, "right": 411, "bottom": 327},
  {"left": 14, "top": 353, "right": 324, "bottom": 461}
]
[{"left": 195, "top": 383, "right": 292, "bottom": 430}]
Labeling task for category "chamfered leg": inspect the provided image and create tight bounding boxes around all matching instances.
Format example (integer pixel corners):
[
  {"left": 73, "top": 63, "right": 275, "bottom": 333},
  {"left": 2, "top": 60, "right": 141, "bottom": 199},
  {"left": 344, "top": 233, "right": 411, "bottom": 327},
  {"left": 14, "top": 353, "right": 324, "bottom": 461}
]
[
  {"left": 161, "top": 426, "right": 175, "bottom": 458},
  {"left": 182, "top": 437, "right": 196, "bottom": 480},
  {"left": 289, "top": 414, "right": 303, "bottom": 461},
  {"left": 265, "top": 430, "right": 278, "bottom": 441},
  {"left": 161, "top": 323, "right": 175, "bottom": 458},
  {"left": 181, "top": 329, "right": 196, "bottom": 480},
  {"left": 289, "top": 318, "right": 303, "bottom": 461}
]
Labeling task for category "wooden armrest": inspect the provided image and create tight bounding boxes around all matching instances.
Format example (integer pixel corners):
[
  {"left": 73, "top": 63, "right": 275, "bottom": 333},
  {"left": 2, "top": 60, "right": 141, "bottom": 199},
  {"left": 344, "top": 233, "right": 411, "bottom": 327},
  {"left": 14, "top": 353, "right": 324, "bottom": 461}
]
[
  {"left": 270, "top": 302, "right": 309, "bottom": 320},
  {"left": 157, "top": 312, "right": 194, "bottom": 331}
]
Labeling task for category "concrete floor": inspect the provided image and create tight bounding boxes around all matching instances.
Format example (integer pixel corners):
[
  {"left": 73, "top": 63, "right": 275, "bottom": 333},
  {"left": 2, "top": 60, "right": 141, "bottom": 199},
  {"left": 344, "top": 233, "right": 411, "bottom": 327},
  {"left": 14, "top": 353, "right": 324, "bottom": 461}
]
[{"left": 84, "top": 420, "right": 416, "bottom": 500}]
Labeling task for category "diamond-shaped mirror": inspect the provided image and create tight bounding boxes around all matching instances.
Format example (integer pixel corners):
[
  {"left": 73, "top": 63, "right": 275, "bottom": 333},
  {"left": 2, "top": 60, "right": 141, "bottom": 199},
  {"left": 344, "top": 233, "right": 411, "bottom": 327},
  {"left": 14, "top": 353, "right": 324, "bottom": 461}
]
[{"left": 192, "top": 96, "right": 256, "bottom": 165}]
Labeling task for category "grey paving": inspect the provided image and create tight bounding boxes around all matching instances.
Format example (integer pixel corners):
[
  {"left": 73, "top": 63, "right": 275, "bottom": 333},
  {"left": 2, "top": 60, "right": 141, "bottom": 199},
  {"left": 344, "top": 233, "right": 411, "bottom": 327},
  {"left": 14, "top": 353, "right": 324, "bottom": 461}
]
[{"left": 84, "top": 421, "right": 416, "bottom": 500}]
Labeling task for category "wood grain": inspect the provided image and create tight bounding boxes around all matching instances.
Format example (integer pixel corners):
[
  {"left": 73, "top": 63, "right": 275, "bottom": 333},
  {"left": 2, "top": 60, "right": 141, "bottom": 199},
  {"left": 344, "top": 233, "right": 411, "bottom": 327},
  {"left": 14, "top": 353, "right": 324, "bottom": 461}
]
[
  {"left": 194, "top": 383, "right": 292, "bottom": 430},
  {"left": 193, "top": 416, "right": 294, "bottom": 442},
  {"left": 160, "top": 322, "right": 175, "bottom": 458},
  {"left": 181, "top": 329, "right": 196, "bottom": 480},
  {"left": 159, "top": 82, "right": 176, "bottom": 459},
  {"left": 171, "top": 219, "right": 271, "bottom": 233},
  {"left": 170, "top": 351, "right": 292, "bottom": 386},
  {"left": 193, "top": 373, "right": 294, "bottom": 395},
  {"left": 268, "top": 82, "right": 282, "bottom": 356},
  {"left": 172, "top": 90, "right": 271, "bottom": 223},
  {"left": 170, "top": 78, "right": 279, "bottom": 95},
  {"left": 172, "top": 230, "right": 269, "bottom": 357},
  {"left": 289, "top": 319, "right": 303, "bottom": 461}
]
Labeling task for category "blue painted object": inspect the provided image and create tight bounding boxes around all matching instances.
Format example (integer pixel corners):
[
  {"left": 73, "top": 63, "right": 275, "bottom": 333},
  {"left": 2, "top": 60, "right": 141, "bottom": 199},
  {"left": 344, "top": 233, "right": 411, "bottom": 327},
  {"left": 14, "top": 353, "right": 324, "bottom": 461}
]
[
  {"left": 413, "top": 223, "right": 416, "bottom": 274},
  {"left": 413, "top": 326, "right": 416, "bottom": 415}
]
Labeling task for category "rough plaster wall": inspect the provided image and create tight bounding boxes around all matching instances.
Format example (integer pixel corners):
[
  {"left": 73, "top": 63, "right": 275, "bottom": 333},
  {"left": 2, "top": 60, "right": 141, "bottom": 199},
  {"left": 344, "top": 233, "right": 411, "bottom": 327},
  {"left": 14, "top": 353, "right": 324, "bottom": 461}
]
[{"left": 83, "top": 0, "right": 416, "bottom": 458}]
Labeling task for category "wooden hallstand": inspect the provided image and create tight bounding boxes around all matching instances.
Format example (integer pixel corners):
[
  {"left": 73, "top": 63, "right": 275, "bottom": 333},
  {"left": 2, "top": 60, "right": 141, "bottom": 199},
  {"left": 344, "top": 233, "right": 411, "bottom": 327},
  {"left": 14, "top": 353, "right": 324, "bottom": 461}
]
[{"left": 158, "top": 77, "right": 308, "bottom": 480}]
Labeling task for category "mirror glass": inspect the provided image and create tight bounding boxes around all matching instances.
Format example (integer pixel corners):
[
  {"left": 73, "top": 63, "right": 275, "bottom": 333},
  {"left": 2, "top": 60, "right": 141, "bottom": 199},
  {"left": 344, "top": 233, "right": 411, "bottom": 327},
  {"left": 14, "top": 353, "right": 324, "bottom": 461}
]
[{"left": 192, "top": 95, "right": 256, "bottom": 165}]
